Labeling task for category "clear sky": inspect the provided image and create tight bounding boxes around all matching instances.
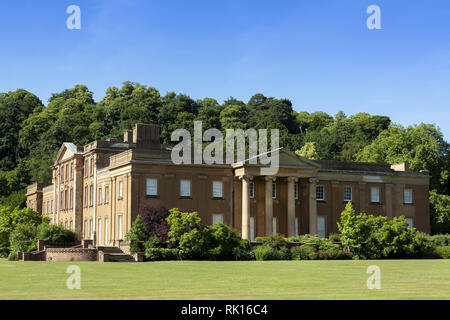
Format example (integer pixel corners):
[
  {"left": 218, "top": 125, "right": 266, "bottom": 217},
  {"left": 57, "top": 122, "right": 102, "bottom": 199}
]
[{"left": 1, "top": 0, "right": 450, "bottom": 139}]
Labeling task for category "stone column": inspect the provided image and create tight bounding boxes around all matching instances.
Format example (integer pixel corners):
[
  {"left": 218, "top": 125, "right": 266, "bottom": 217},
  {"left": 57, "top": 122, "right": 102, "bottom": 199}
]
[
  {"left": 385, "top": 183, "right": 393, "bottom": 219},
  {"left": 308, "top": 178, "right": 318, "bottom": 235},
  {"left": 265, "top": 176, "right": 275, "bottom": 236},
  {"left": 240, "top": 175, "right": 251, "bottom": 240},
  {"left": 287, "top": 177, "right": 298, "bottom": 237}
]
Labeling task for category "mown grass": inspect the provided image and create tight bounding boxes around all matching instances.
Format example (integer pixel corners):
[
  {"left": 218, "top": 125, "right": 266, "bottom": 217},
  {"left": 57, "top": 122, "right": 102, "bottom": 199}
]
[{"left": 1, "top": 260, "right": 449, "bottom": 300}]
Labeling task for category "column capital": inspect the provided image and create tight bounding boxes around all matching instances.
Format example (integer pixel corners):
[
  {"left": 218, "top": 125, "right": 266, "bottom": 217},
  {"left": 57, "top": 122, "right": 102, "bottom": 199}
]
[
  {"left": 308, "top": 177, "right": 319, "bottom": 184},
  {"left": 239, "top": 175, "right": 253, "bottom": 181},
  {"left": 287, "top": 177, "right": 299, "bottom": 183},
  {"left": 264, "top": 176, "right": 276, "bottom": 182}
]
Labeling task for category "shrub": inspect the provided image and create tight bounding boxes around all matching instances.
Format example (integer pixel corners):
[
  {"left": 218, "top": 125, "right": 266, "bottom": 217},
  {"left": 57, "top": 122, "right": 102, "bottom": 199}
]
[
  {"left": 36, "top": 224, "right": 77, "bottom": 244},
  {"left": 7, "top": 251, "right": 18, "bottom": 261},
  {"left": 291, "top": 245, "right": 316, "bottom": 260},
  {"left": 436, "top": 246, "right": 450, "bottom": 259},
  {"left": 232, "top": 248, "right": 254, "bottom": 261},
  {"left": 431, "top": 234, "right": 450, "bottom": 246},
  {"left": 9, "top": 223, "right": 37, "bottom": 253},
  {"left": 0, "top": 247, "right": 9, "bottom": 258},
  {"left": 166, "top": 208, "right": 202, "bottom": 246},
  {"left": 253, "top": 245, "right": 282, "bottom": 261},
  {"left": 125, "top": 215, "right": 146, "bottom": 242},
  {"left": 328, "top": 233, "right": 341, "bottom": 243},
  {"left": 145, "top": 248, "right": 180, "bottom": 261},
  {"left": 178, "top": 228, "right": 212, "bottom": 260},
  {"left": 301, "top": 236, "right": 340, "bottom": 251},
  {"left": 130, "top": 240, "right": 145, "bottom": 254},
  {"left": 338, "top": 202, "right": 436, "bottom": 259},
  {"left": 259, "top": 235, "right": 288, "bottom": 250},
  {"left": 314, "top": 249, "right": 353, "bottom": 260},
  {"left": 140, "top": 204, "right": 170, "bottom": 244},
  {"left": 144, "top": 235, "right": 164, "bottom": 249},
  {"left": 279, "top": 247, "right": 292, "bottom": 260}
]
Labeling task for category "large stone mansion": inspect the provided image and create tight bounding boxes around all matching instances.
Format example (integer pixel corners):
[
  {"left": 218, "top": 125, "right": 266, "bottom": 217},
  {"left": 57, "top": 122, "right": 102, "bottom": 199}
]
[{"left": 26, "top": 123, "right": 430, "bottom": 246}]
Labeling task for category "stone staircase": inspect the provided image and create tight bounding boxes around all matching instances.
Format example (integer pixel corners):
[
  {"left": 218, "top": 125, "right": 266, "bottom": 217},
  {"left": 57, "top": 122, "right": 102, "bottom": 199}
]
[{"left": 97, "top": 246, "right": 136, "bottom": 262}]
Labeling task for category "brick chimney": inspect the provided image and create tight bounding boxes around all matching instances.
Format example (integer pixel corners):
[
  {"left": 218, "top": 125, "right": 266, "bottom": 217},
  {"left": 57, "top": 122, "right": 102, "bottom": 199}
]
[{"left": 132, "top": 123, "right": 161, "bottom": 149}]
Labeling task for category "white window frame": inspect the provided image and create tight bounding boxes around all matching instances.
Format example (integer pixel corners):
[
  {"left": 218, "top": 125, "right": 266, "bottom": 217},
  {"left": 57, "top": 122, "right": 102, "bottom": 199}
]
[
  {"left": 316, "top": 185, "right": 325, "bottom": 201},
  {"left": 344, "top": 186, "right": 352, "bottom": 202},
  {"left": 404, "top": 189, "right": 413, "bottom": 204},
  {"left": 272, "top": 183, "right": 277, "bottom": 200},
  {"left": 180, "top": 179, "right": 191, "bottom": 197},
  {"left": 371, "top": 187, "right": 380, "bottom": 203},
  {"left": 212, "top": 181, "right": 223, "bottom": 198},
  {"left": 146, "top": 178, "right": 158, "bottom": 196},
  {"left": 294, "top": 184, "right": 299, "bottom": 200}
]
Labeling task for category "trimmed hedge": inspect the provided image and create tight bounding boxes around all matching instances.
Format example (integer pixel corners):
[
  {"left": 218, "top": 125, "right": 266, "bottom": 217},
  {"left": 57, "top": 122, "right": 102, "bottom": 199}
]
[{"left": 145, "top": 248, "right": 180, "bottom": 261}]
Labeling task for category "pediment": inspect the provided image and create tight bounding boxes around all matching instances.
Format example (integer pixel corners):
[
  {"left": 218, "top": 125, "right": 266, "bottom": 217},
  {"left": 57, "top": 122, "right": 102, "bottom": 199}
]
[
  {"left": 54, "top": 143, "right": 81, "bottom": 165},
  {"left": 277, "top": 149, "right": 321, "bottom": 169}
]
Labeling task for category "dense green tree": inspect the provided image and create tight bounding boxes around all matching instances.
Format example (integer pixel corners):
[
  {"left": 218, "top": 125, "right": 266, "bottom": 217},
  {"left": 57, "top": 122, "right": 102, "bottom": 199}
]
[
  {"left": 356, "top": 124, "right": 449, "bottom": 193},
  {"left": 295, "top": 142, "right": 319, "bottom": 159},
  {"left": 429, "top": 190, "right": 450, "bottom": 234},
  {"left": 101, "top": 82, "right": 162, "bottom": 139},
  {"left": 0, "top": 89, "right": 43, "bottom": 170}
]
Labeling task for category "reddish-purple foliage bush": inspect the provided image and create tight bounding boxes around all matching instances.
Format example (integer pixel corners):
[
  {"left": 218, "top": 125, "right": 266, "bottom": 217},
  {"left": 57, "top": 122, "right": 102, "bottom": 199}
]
[{"left": 140, "top": 204, "right": 170, "bottom": 245}]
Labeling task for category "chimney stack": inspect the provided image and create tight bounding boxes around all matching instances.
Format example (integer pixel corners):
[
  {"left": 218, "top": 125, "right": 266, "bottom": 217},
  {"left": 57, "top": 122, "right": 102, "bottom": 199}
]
[
  {"left": 133, "top": 123, "right": 161, "bottom": 149},
  {"left": 391, "top": 162, "right": 409, "bottom": 172},
  {"left": 124, "top": 130, "right": 133, "bottom": 143}
]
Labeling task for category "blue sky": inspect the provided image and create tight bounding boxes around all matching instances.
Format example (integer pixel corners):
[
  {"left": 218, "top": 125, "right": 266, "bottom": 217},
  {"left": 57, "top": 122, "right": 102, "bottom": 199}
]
[{"left": 1, "top": 0, "right": 450, "bottom": 139}]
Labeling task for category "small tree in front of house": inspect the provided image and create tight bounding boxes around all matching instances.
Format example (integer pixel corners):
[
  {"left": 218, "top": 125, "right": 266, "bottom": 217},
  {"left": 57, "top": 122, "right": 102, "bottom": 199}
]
[{"left": 125, "top": 215, "right": 146, "bottom": 253}]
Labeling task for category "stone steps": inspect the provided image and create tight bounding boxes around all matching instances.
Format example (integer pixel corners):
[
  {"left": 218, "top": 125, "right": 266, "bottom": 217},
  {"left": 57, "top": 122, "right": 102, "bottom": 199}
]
[{"left": 97, "top": 246, "right": 136, "bottom": 262}]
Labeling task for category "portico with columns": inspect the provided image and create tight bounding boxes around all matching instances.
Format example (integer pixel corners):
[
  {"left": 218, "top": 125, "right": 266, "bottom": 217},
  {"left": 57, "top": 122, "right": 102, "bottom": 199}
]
[{"left": 233, "top": 149, "right": 321, "bottom": 240}]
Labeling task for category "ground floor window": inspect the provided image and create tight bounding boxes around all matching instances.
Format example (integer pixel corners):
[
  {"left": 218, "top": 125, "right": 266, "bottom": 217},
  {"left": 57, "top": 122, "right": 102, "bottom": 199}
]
[
  {"left": 212, "top": 214, "right": 223, "bottom": 225},
  {"left": 249, "top": 217, "right": 255, "bottom": 242},
  {"left": 84, "top": 220, "right": 88, "bottom": 240},
  {"left": 406, "top": 217, "right": 414, "bottom": 229},
  {"left": 98, "top": 218, "right": 102, "bottom": 245},
  {"left": 317, "top": 216, "right": 326, "bottom": 238},
  {"left": 118, "top": 215, "right": 123, "bottom": 240},
  {"left": 272, "top": 217, "right": 277, "bottom": 235},
  {"left": 295, "top": 218, "right": 299, "bottom": 237},
  {"left": 104, "top": 217, "right": 109, "bottom": 246}
]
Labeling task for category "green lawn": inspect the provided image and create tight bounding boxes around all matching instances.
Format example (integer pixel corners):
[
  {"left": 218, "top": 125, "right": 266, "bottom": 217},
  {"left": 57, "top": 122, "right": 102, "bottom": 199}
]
[{"left": 1, "top": 259, "right": 449, "bottom": 300}]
